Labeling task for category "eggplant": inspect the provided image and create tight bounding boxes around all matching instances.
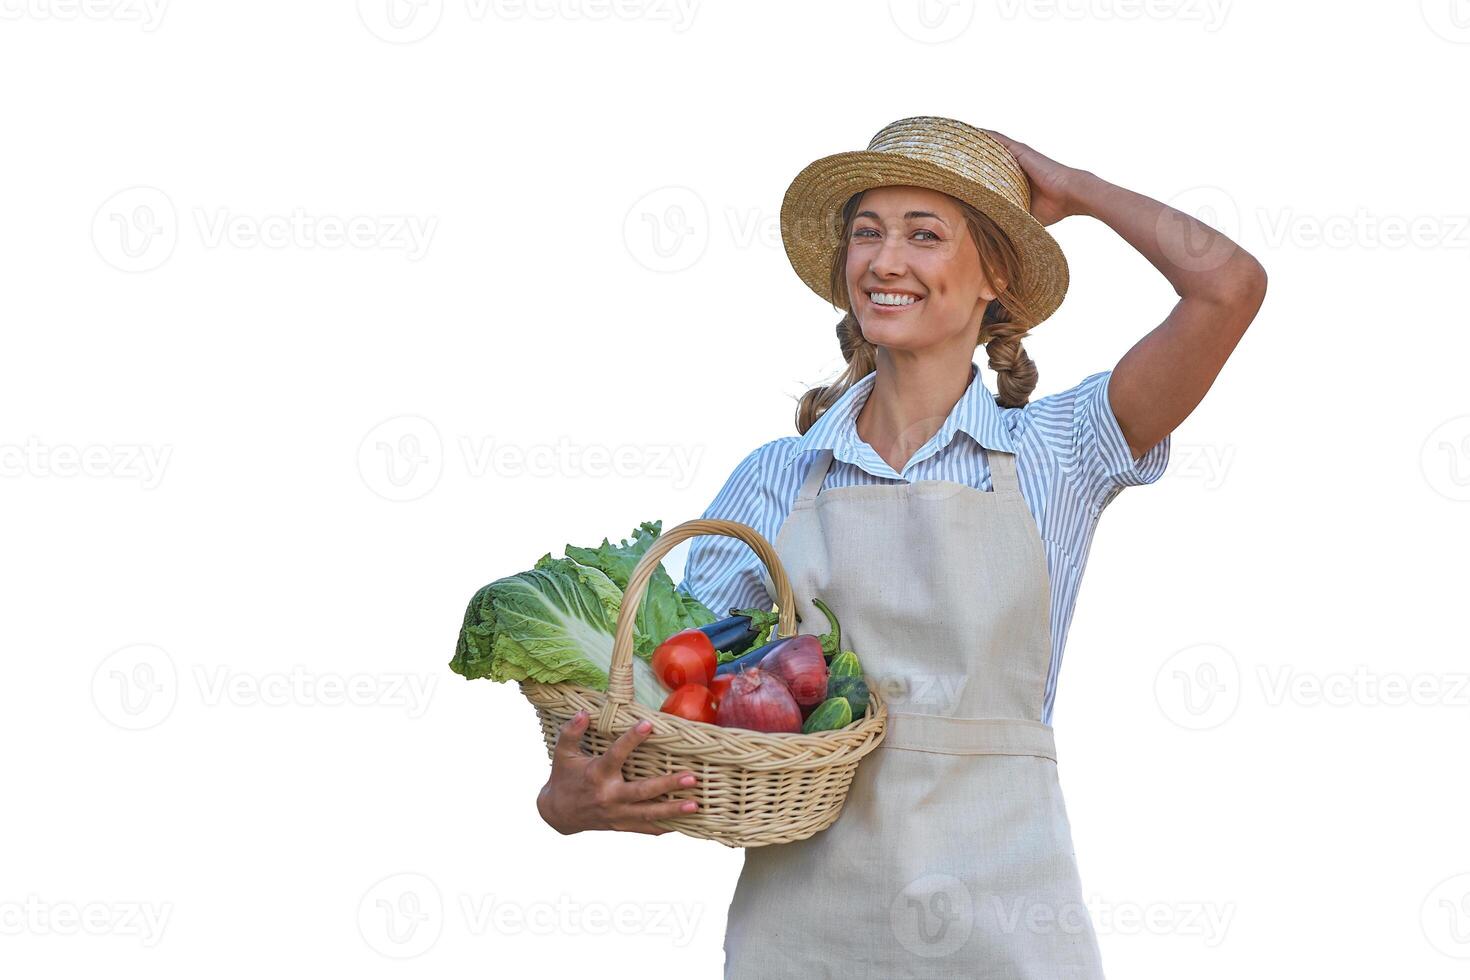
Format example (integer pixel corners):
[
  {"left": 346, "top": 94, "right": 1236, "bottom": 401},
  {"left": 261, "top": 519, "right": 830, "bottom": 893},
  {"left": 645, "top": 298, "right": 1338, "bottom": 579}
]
[
  {"left": 714, "top": 634, "right": 799, "bottom": 677},
  {"left": 697, "top": 613, "right": 761, "bottom": 654}
]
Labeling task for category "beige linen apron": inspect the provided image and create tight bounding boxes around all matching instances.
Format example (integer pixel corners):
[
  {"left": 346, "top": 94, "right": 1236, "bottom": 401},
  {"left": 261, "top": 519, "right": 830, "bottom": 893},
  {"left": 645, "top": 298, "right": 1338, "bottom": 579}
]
[{"left": 723, "top": 445, "right": 1105, "bottom": 979}]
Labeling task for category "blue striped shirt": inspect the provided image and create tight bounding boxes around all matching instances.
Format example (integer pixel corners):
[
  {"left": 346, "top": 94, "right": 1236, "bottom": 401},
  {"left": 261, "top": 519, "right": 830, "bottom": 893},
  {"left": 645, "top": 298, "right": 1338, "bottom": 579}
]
[{"left": 674, "top": 361, "right": 1170, "bottom": 724}]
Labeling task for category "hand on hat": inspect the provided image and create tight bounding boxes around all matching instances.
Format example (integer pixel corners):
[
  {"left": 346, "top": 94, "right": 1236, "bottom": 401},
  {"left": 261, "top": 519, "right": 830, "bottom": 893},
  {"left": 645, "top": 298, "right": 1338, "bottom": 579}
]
[{"left": 984, "top": 130, "right": 1093, "bottom": 228}]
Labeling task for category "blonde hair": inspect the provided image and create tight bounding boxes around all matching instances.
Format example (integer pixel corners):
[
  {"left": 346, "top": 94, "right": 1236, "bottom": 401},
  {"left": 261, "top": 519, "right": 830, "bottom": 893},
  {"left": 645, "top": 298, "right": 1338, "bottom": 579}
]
[{"left": 795, "top": 190, "right": 1042, "bottom": 435}]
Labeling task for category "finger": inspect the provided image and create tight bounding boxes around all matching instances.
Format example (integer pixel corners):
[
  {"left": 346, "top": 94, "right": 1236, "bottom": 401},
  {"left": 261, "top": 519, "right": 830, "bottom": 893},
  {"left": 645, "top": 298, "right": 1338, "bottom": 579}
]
[
  {"left": 612, "top": 769, "right": 698, "bottom": 805},
  {"left": 551, "top": 710, "right": 591, "bottom": 763},
  {"left": 622, "top": 797, "right": 701, "bottom": 825},
  {"left": 592, "top": 716, "right": 654, "bottom": 777},
  {"left": 610, "top": 820, "right": 670, "bottom": 836}
]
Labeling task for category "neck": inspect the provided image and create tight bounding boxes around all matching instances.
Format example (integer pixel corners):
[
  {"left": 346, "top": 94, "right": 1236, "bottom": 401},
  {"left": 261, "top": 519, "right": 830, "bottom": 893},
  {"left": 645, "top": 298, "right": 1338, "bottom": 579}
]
[{"left": 855, "top": 345, "right": 976, "bottom": 475}]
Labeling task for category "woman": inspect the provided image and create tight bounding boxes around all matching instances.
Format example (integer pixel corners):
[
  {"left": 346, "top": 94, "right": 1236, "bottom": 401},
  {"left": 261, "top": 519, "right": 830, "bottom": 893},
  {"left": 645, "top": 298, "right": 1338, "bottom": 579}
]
[{"left": 537, "top": 117, "right": 1266, "bottom": 976}]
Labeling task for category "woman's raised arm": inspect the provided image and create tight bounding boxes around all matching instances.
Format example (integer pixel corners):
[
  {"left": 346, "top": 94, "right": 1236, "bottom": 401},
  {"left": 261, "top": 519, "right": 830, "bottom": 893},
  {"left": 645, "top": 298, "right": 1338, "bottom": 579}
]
[{"left": 987, "top": 131, "right": 1268, "bottom": 461}]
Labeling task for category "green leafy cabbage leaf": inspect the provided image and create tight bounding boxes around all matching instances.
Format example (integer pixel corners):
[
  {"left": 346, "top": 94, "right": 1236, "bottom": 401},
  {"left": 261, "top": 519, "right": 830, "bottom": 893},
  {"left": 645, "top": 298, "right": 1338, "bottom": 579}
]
[
  {"left": 564, "top": 520, "right": 716, "bottom": 657},
  {"left": 450, "top": 522, "right": 716, "bottom": 709}
]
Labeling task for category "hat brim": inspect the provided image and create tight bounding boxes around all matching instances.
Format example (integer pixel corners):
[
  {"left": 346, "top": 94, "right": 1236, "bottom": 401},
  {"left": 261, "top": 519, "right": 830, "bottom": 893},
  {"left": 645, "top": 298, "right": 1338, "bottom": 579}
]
[{"left": 779, "top": 150, "right": 1069, "bottom": 325}]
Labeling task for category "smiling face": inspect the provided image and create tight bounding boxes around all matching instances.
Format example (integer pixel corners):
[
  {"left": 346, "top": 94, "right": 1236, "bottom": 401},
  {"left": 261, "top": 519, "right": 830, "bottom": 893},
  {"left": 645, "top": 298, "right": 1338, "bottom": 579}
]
[{"left": 844, "top": 184, "right": 1002, "bottom": 353}]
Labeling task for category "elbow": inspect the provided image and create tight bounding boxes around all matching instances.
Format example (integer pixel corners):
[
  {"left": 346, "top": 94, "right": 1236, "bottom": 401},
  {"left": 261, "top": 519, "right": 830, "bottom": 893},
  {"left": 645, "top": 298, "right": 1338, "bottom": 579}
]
[
  {"left": 1237, "top": 253, "right": 1268, "bottom": 304},
  {"left": 1222, "top": 252, "right": 1268, "bottom": 306},
  {"left": 1197, "top": 251, "right": 1267, "bottom": 319}
]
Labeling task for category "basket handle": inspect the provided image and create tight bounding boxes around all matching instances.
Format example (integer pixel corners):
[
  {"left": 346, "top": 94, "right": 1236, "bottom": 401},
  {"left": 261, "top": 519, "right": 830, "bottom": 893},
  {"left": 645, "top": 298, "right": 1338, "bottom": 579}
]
[{"left": 598, "top": 519, "right": 797, "bottom": 731}]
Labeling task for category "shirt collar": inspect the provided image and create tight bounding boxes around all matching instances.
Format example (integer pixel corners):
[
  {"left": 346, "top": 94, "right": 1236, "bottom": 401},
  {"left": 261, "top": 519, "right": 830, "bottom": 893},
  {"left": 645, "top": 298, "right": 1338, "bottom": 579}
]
[{"left": 781, "top": 361, "right": 1016, "bottom": 476}]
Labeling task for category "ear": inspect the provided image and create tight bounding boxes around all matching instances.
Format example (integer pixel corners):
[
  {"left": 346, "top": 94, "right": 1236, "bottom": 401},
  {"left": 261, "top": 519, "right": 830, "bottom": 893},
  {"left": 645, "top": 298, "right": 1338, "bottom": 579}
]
[
  {"left": 975, "top": 279, "right": 1002, "bottom": 305},
  {"left": 976, "top": 259, "right": 1007, "bottom": 302}
]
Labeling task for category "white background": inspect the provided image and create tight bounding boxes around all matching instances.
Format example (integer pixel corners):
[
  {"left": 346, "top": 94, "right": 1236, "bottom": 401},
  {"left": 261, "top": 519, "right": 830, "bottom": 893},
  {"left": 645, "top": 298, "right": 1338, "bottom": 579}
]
[{"left": 3, "top": 1, "right": 1468, "bottom": 976}]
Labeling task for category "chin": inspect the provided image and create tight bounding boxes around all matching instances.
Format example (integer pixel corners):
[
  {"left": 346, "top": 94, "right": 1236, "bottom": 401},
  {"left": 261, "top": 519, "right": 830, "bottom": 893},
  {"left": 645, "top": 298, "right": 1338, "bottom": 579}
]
[{"left": 855, "top": 316, "right": 931, "bottom": 351}]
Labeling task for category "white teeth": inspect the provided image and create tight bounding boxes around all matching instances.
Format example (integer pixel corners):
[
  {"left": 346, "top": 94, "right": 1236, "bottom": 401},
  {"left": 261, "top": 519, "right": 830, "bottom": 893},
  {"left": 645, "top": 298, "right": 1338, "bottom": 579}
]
[{"left": 870, "top": 292, "right": 919, "bottom": 306}]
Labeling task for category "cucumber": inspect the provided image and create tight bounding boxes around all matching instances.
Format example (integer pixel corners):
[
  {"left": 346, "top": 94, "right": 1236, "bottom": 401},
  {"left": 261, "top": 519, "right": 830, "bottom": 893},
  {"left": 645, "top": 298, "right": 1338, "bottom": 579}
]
[
  {"left": 829, "top": 651, "right": 862, "bottom": 677},
  {"left": 826, "top": 674, "right": 870, "bottom": 717},
  {"left": 802, "top": 696, "right": 853, "bottom": 733}
]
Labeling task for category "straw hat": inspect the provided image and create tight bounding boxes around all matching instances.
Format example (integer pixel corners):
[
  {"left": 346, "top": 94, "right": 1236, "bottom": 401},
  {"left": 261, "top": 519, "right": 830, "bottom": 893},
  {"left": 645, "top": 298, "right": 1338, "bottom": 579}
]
[{"left": 780, "top": 115, "right": 1069, "bottom": 325}]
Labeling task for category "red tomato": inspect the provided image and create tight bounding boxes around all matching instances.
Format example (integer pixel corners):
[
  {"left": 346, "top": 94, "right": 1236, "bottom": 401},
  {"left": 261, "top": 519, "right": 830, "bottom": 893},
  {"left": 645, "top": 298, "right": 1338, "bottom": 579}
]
[
  {"left": 707, "top": 674, "right": 733, "bottom": 705},
  {"left": 651, "top": 629, "right": 717, "bottom": 689},
  {"left": 660, "top": 683, "right": 718, "bottom": 724}
]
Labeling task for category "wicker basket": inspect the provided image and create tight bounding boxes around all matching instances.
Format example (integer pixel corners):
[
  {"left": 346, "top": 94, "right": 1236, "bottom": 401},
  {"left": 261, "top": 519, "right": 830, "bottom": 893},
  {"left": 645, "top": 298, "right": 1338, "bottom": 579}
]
[{"left": 520, "top": 518, "right": 887, "bottom": 847}]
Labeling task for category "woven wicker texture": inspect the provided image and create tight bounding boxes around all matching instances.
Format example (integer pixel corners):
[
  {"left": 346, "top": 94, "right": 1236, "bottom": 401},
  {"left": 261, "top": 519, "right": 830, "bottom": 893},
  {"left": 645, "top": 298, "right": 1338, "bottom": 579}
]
[
  {"left": 780, "top": 115, "right": 1070, "bottom": 326},
  {"left": 520, "top": 518, "right": 888, "bottom": 847}
]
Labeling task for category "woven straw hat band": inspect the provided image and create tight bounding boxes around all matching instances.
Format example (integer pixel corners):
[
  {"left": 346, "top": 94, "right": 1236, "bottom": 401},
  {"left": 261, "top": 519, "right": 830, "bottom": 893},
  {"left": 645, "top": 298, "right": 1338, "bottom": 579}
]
[{"left": 864, "top": 117, "right": 1032, "bottom": 214}]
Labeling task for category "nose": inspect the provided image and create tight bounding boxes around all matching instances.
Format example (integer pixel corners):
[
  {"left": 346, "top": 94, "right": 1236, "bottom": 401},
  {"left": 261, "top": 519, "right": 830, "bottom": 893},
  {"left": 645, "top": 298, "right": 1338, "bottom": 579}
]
[{"left": 869, "top": 233, "right": 908, "bottom": 281}]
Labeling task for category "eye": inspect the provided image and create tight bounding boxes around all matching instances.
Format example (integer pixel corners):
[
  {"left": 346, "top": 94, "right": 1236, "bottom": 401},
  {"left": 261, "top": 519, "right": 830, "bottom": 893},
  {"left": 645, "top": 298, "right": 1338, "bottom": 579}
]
[
  {"left": 914, "top": 229, "right": 940, "bottom": 241},
  {"left": 853, "top": 227, "right": 879, "bottom": 239}
]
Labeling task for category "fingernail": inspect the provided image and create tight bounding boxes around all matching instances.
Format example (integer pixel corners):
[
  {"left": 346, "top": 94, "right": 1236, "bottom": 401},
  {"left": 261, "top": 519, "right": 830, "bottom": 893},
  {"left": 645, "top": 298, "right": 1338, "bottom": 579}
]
[
  {"left": 679, "top": 774, "right": 696, "bottom": 786},
  {"left": 637, "top": 720, "right": 652, "bottom": 733},
  {"left": 681, "top": 801, "right": 698, "bottom": 812},
  {"left": 574, "top": 711, "right": 587, "bottom": 722}
]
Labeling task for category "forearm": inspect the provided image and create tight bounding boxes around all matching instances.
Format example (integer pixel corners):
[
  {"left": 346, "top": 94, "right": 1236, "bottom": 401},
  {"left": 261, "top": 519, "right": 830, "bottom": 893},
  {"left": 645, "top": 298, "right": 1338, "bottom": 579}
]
[{"left": 1067, "top": 171, "right": 1265, "bottom": 302}]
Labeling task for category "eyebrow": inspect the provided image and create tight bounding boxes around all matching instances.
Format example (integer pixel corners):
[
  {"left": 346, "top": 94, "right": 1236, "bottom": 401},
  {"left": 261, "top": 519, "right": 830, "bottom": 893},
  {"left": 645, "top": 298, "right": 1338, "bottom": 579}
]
[{"left": 856, "top": 209, "right": 950, "bottom": 226}]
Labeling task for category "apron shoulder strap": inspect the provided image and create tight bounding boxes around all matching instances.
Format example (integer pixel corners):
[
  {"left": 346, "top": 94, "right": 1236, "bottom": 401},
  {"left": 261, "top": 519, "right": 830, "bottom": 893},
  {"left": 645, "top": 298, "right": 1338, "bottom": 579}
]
[
  {"left": 986, "top": 446, "right": 1020, "bottom": 493},
  {"left": 796, "top": 448, "right": 835, "bottom": 503}
]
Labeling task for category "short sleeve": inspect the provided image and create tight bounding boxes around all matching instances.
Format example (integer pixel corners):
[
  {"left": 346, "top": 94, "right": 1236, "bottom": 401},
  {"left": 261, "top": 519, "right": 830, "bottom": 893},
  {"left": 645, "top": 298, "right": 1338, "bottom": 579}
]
[
  {"left": 1022, "top": 370, "right": 1170, "bottom": 516},
  {"left": 674, "top": 439, "right": 790, "bottom": 615}
]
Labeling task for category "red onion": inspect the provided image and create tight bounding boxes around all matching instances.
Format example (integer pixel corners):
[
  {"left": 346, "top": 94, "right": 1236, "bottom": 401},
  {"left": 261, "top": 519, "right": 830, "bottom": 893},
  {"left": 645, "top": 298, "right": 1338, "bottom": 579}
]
[
  {"left": 714, "top": 667, "right": 802, "bottom": 733},
  {"left": 759, "top": 634, "right": 829, "bottom": 710}
]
